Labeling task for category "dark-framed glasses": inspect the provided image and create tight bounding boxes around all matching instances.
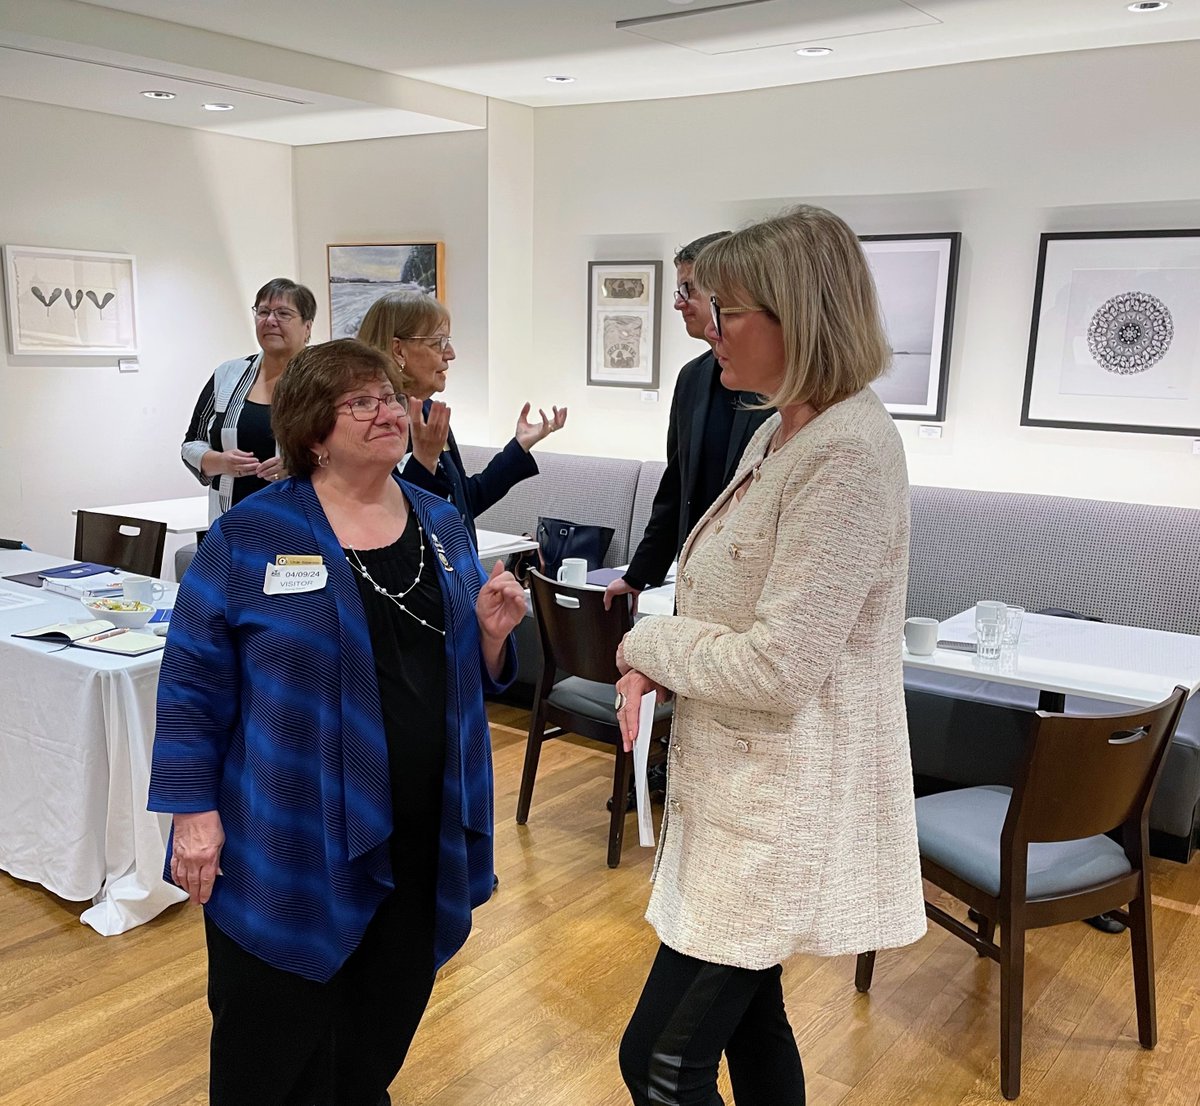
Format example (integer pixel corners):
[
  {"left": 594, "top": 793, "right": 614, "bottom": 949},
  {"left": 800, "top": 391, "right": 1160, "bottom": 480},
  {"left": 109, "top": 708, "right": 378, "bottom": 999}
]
[
  {"left": 253, "top": 306, "right": 300, "bottom": 323},
  {"left": 341, "top": 392, "right": 408, "bottom": 421},
  {"left": 673, "top": 281, "right": 694, "bottom": 305},
  {"left": 409, "top": 334, "right": 453, "bottom": 353},
  {"left": 709, "top": 295, "right": 765, "bottom": 338}
]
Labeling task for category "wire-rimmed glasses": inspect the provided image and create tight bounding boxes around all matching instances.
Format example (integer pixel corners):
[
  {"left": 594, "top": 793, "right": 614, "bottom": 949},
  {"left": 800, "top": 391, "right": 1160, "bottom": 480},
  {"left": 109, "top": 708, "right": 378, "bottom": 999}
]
[
  {"left": 408, "top": 334, "right": 453, "bottom": 353},
  {"left": 341, "top": 392, "right": 408, "bottom": 421}
]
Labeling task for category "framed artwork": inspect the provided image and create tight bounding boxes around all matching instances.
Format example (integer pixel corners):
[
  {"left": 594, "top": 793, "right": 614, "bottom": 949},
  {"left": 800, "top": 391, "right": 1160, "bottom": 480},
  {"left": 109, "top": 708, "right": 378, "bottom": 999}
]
[
  {"left": 860, "top": 233, "right": 960, "bottom": 421},
  {"left": 3, "top": 245, "right": 138, "bottom": 356},
  {"left": 327, "top": 242, "right": 445, "bottom": 339},
  {"left": 587, "top": 260, "right": 663, "bottom": 388},
  {"left": 1022, "top": 230, "right": 1200, "bottom": 436}
]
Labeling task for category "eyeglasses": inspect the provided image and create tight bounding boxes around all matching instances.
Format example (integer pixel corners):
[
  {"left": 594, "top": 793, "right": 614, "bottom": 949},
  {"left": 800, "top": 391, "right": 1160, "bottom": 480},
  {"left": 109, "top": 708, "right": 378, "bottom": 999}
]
[
  {"left": 673, "top": 281, "right": 694, "bottom": 305},
  {"left": 408, "top": 334, "right": 453, "bottom": 353},
  {"left": 709, "top": 295, "right": 766, "bottom": 339},
  {"left": 253, "top": 306, "right": 301, "bottom": 323},
  {"left": 340, "top": 392, "right": 408, "bottom": 421}
]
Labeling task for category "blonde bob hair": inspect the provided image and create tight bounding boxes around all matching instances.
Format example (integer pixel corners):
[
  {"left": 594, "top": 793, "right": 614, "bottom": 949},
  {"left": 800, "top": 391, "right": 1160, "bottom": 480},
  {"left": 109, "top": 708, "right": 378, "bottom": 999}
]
[
  {"left": 356, "top": 291, "right": 449, "bottom": 392},
  {"left": 692, "top": 205, "right": 890, "bottom": 412}
]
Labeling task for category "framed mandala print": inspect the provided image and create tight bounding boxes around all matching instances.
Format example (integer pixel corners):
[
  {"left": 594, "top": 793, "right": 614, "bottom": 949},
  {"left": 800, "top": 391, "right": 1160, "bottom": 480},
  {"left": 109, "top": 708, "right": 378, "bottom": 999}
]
[{"left": 1022, "top": 230, "right": 1200, "bottom": 435}]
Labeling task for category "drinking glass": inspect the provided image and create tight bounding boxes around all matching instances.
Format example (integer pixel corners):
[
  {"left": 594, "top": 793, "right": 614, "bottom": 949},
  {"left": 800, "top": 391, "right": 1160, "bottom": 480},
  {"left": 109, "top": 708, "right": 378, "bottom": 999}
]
[
  {"left": 976, "top": 617, "right": 1003, "bottom": 659},
  {"left": 1002, "top": 605, "right": 1025, "bottom": 647}
]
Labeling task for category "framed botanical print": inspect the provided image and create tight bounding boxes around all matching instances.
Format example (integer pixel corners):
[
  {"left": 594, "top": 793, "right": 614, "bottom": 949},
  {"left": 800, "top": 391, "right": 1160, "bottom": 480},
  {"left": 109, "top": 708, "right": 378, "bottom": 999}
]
[{"left": 3, "top": 245, "right": 138, "bottom": 356}]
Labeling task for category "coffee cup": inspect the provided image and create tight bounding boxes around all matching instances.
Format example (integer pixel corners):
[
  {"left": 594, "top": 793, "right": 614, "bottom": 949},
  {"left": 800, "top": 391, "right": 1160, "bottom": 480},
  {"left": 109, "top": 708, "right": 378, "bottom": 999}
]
[
  {"left": 903, "top": 617, "right": 939, "bottom": 655},
  {"left": 556, "top": 558, "right": 588, "bottom": 586},
  {"left": 123, "top": 575, "right": 165, "bottom": 606}
]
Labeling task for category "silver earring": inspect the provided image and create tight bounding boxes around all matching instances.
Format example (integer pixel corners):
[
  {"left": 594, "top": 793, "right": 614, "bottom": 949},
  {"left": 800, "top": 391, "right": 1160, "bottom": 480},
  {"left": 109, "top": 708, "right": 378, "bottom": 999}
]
[{"left": 317, "top": 452, "right": 330, "bottom": 468}]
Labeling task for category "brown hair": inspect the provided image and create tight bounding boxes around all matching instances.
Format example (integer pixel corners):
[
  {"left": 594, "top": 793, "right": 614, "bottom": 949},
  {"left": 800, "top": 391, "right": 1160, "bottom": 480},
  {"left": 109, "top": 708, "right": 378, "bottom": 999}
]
[
  {"left": 254, "top": 278, "right": 317, "bottom": 323},
  {"left": 693, "top": 205, "right": 890, "bottom": 411},
  {"left": 356, "top": 291, "right": 449, "bottom": 391},
  {"left": 272, "top": 339, "right": 395, "bottom": 477}
]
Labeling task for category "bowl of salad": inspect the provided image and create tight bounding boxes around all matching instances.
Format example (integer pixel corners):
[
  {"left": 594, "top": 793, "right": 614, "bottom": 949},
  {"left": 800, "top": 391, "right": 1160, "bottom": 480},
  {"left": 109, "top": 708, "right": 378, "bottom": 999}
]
[{"left": 81, "top": 597, "right": 155, "bottom": 628}]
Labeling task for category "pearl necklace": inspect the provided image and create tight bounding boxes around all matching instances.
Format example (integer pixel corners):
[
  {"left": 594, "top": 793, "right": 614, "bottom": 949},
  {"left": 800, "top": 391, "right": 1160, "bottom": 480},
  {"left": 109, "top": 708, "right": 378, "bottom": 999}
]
[{"left": 345, "top": 517, "right": 445, "bottom": 637}]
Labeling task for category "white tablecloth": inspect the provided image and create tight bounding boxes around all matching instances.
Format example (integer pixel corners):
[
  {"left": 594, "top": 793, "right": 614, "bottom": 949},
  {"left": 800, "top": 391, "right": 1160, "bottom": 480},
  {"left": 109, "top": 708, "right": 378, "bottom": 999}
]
[{"left": 0, "top": 550, "right": 186, "bottom": 933}]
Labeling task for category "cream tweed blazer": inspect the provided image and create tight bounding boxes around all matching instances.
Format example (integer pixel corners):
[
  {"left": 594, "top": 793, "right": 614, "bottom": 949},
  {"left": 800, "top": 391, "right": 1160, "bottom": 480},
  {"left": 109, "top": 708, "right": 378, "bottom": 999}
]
[{"left": 623, "top": 387, "right": 926, "bottom": 969}]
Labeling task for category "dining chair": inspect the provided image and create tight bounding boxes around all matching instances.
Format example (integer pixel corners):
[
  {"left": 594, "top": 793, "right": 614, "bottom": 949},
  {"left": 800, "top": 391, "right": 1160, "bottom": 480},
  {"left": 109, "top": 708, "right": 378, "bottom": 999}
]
[
  {"left": 516, "top": 569, "right": 671, "bottom": 867},
  {"left": 74, "top": 511, "right": 168, "bottom": 577},
  {"left": 855, "top": 685, "right": 1188, "bottom": 1100}
]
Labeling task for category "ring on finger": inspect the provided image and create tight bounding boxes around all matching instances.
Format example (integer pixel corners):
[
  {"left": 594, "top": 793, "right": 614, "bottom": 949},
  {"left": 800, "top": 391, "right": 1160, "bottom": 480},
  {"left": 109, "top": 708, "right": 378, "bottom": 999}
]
[{"left": 614, "top": 691, "right": 625, "bottom": 711}]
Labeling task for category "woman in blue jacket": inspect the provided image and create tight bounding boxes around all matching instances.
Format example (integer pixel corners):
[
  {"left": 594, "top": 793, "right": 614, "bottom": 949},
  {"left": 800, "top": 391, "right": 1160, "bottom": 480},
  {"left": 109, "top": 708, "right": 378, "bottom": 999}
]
[
  {"left": 357, "top": 290, "right": 566, "bottom": 544},
  {"left": 149, "top": 339, "right": 526, "bottom": 1106}
]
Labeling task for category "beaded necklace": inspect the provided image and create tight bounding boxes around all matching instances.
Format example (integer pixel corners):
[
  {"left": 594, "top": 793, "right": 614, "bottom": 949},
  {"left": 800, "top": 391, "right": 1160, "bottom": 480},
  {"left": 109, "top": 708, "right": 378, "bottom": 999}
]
[{"left": 345, "top": 515, "right": 445, "bottom": 637}]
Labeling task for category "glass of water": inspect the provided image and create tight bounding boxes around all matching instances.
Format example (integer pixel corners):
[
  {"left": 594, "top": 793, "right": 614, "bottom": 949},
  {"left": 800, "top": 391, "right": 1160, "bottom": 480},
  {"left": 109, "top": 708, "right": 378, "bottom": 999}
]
[
  {"left": 1002, "top": 605, "right": 1025, "bottom": 647},
  {"left": 976, "top": 617, "right": 1004, "bottom": 659}
]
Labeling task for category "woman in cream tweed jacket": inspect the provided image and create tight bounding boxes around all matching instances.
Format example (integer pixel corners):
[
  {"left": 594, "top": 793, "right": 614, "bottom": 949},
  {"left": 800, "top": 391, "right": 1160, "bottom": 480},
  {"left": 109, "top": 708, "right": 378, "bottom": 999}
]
[{"left": 615, "top": 207, "right": 925, "bottom": 1106}]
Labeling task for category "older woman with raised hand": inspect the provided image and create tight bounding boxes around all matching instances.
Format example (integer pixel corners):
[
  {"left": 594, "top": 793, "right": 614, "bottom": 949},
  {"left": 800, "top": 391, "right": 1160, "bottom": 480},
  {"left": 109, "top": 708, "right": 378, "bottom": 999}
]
[
  {"left": 613, "top": 206, "right": 926, "bottom": 1106},
  {"left": 149, "top": 339, "right": 525, "bottom": 1106},
  {"left": 182, "top": 278, "right": 316, "bottom": 522},
  {"left": 357, "top": 290, "right": 566, "bottom": 543}
]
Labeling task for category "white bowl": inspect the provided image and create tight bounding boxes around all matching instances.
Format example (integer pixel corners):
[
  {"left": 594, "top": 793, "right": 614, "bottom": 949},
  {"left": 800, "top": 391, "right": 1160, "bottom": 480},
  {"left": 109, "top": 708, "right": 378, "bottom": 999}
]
[{"left": 81, "top": 598, "right": 155, "bottom": 629}]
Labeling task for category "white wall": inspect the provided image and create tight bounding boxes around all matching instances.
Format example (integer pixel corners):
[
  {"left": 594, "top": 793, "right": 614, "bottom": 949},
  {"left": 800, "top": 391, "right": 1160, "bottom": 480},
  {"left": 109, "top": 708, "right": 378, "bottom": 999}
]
[
  {"left": 292, "top": 128, "right": 492, "bottom": 443},
  {"left": 521, "top": 40, "right": 1200, "bottom": 507},
  {"left": 0, "top": 96, "right": 294, "bottom": 555}
]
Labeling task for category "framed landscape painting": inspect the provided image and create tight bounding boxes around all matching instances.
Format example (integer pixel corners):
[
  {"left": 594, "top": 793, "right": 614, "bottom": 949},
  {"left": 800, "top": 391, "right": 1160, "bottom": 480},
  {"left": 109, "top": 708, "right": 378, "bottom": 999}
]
[
  {"left": 1022, "top": 230, "right": 1200, "bottom": 436},
  {"left": 327, "top": 242, "right": 445, "bottom": 339},
  {"left": 3, "top": 245, "right": 138, "bottom": 356},
  {"left": 860, "top": 233, "right": 960, "bottom": 421},
  {"left": 587, "top": 260, "right": 663, "bottom": 388}
]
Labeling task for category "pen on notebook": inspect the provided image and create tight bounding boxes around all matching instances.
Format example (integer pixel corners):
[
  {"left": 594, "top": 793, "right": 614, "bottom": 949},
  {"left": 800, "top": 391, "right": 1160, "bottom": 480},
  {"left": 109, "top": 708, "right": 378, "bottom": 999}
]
[{"left": 89, "top": 628, "right": 129, "bottom": 642}]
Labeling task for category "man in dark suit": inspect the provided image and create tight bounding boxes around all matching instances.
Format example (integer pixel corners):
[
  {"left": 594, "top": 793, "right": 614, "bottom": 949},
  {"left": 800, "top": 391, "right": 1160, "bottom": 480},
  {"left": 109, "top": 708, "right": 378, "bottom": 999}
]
[{"left": 605, "top": 232, "right": 771, "bottom": 611}]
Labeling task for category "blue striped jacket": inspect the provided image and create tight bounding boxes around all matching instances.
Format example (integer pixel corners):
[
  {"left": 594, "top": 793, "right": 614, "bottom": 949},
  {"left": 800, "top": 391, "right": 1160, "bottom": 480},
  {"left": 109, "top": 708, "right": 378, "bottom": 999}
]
[{"left": 148, "top": 475, "right": 513, "bottom": 983}]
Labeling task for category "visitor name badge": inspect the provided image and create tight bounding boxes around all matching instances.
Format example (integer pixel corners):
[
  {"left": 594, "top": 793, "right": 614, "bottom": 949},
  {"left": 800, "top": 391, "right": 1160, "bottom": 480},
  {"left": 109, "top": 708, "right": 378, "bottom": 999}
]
[{"left": 264, "top": 554, "right": 327, "bottom": 595}]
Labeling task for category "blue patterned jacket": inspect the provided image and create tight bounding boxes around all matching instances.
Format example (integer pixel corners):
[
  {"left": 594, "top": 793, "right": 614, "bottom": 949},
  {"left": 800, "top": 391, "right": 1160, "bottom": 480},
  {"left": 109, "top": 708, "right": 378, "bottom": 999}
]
[{"left": 148, "top": 476, "right": 513, "bottom": 983}]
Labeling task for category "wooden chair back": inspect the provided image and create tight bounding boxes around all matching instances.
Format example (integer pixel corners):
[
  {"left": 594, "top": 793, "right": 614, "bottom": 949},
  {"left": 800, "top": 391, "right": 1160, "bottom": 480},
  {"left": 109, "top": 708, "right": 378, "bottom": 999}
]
[
  {"left": 1007, "top": 688, "right": 1188, "bottom": 846},
  {"left": 74, "top": 511, "right": 167, "bottom": 577},
  {"left": 528, "top": 569, "right": 632, "bottom": 685}
]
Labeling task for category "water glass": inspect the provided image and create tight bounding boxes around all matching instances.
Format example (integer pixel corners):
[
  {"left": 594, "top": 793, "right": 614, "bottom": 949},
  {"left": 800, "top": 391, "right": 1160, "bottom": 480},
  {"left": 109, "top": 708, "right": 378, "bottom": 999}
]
[
  {"left": 1002, "top": 605, "right": 1025, "bottom": 647},
  {"left": 976, "top": 617, "right": 1003, "bottom": 659}
]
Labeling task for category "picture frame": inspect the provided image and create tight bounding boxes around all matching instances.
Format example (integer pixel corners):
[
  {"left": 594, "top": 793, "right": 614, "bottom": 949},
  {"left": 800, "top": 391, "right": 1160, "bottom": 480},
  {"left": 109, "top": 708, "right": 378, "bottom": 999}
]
[
  {"left": 860, "top": 233, "right": 960, "bottom": 421},
  {"left": 587, "top": 260, "right": 663, "bottom": 388},
  {"left": 3, "top": 245, "right": 139, "bottom": 356},
  {"left": 1022, "top": 230, "right": 1200, "bottom": 436},
  {"left": 327, "top": 242, "right": 446, "bottom": 339}
]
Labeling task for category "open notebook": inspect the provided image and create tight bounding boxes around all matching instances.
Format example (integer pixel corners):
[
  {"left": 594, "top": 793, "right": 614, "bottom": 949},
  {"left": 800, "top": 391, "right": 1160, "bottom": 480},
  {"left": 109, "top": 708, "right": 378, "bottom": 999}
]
[{"left": 13, "top": 620, "right": 166, "bottom": 656}]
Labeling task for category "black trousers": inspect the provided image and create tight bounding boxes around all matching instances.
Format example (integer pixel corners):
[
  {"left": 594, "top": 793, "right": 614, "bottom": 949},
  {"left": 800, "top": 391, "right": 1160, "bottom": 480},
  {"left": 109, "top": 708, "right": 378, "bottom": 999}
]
[
  {"left": 205, "top": 889, "right": 435, "bottom": 1106},
  {"left": 619, "top": 943, "right": 805, "bottom": 1106}
]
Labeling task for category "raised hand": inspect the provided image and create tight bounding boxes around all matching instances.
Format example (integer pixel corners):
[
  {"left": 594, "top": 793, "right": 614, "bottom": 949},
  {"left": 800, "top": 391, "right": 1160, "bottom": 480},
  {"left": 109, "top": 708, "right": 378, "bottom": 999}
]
[
  {"left": 515, "top": 403, "right": 567, "bottom": 451},
  {"left": 409, "top": 399, "right": 451, "bottom": 473}
]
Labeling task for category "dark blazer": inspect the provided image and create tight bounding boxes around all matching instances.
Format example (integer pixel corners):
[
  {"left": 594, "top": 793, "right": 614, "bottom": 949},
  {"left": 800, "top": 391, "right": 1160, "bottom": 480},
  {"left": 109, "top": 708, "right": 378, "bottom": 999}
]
[
  {"left": 624, "top": 350, "right": 770, "bottom": 590},
  {"left": 401, "top": 411, "right": 538, "bottom": 545}
]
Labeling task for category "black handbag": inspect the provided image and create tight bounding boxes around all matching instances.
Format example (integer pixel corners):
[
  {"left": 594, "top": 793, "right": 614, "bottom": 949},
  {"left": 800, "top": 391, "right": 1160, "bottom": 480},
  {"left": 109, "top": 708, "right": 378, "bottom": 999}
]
[{"left": 534, "top": 516, "right": 615, "bottom": 580}]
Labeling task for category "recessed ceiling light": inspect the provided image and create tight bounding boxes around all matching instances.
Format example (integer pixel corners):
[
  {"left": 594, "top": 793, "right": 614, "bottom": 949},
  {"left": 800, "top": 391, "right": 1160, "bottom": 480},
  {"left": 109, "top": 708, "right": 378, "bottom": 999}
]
[
  {"left": 795, "top": 46, "right": 833, "bottom": 57},
  {"left": 141, "top": 90, "right": 176, "bottom": 100},
  {"left": 545, "top": 75, "right": 576, "bottom": 83},
  {"left": 203, "top": 102, "right": 235, "bottom": 111},
  {"left": 1127, "top": 1, "right": 1169, "bottom": 10}
]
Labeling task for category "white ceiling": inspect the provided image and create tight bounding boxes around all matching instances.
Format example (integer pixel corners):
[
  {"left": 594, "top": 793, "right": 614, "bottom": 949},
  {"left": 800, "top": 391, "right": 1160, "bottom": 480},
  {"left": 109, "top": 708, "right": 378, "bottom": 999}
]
[{"left": 1, "top": 0, "right": 1198, "bottom": 144}]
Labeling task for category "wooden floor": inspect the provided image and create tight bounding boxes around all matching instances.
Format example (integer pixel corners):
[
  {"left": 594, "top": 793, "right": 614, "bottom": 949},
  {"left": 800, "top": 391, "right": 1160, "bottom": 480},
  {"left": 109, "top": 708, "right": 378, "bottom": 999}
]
[{"left": 2, "top": 703, "right": 1200, "bottom": 1105}]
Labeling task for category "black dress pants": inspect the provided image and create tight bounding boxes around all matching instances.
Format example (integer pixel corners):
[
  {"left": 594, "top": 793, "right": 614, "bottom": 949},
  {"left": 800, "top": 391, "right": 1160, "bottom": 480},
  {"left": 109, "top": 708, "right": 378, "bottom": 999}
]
[
  {"left": 205, "top": 887, "right": 435, "bottom": 1106},
  {"left": 619, "top": 942, "right": 805, "bottom": 1106}
]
